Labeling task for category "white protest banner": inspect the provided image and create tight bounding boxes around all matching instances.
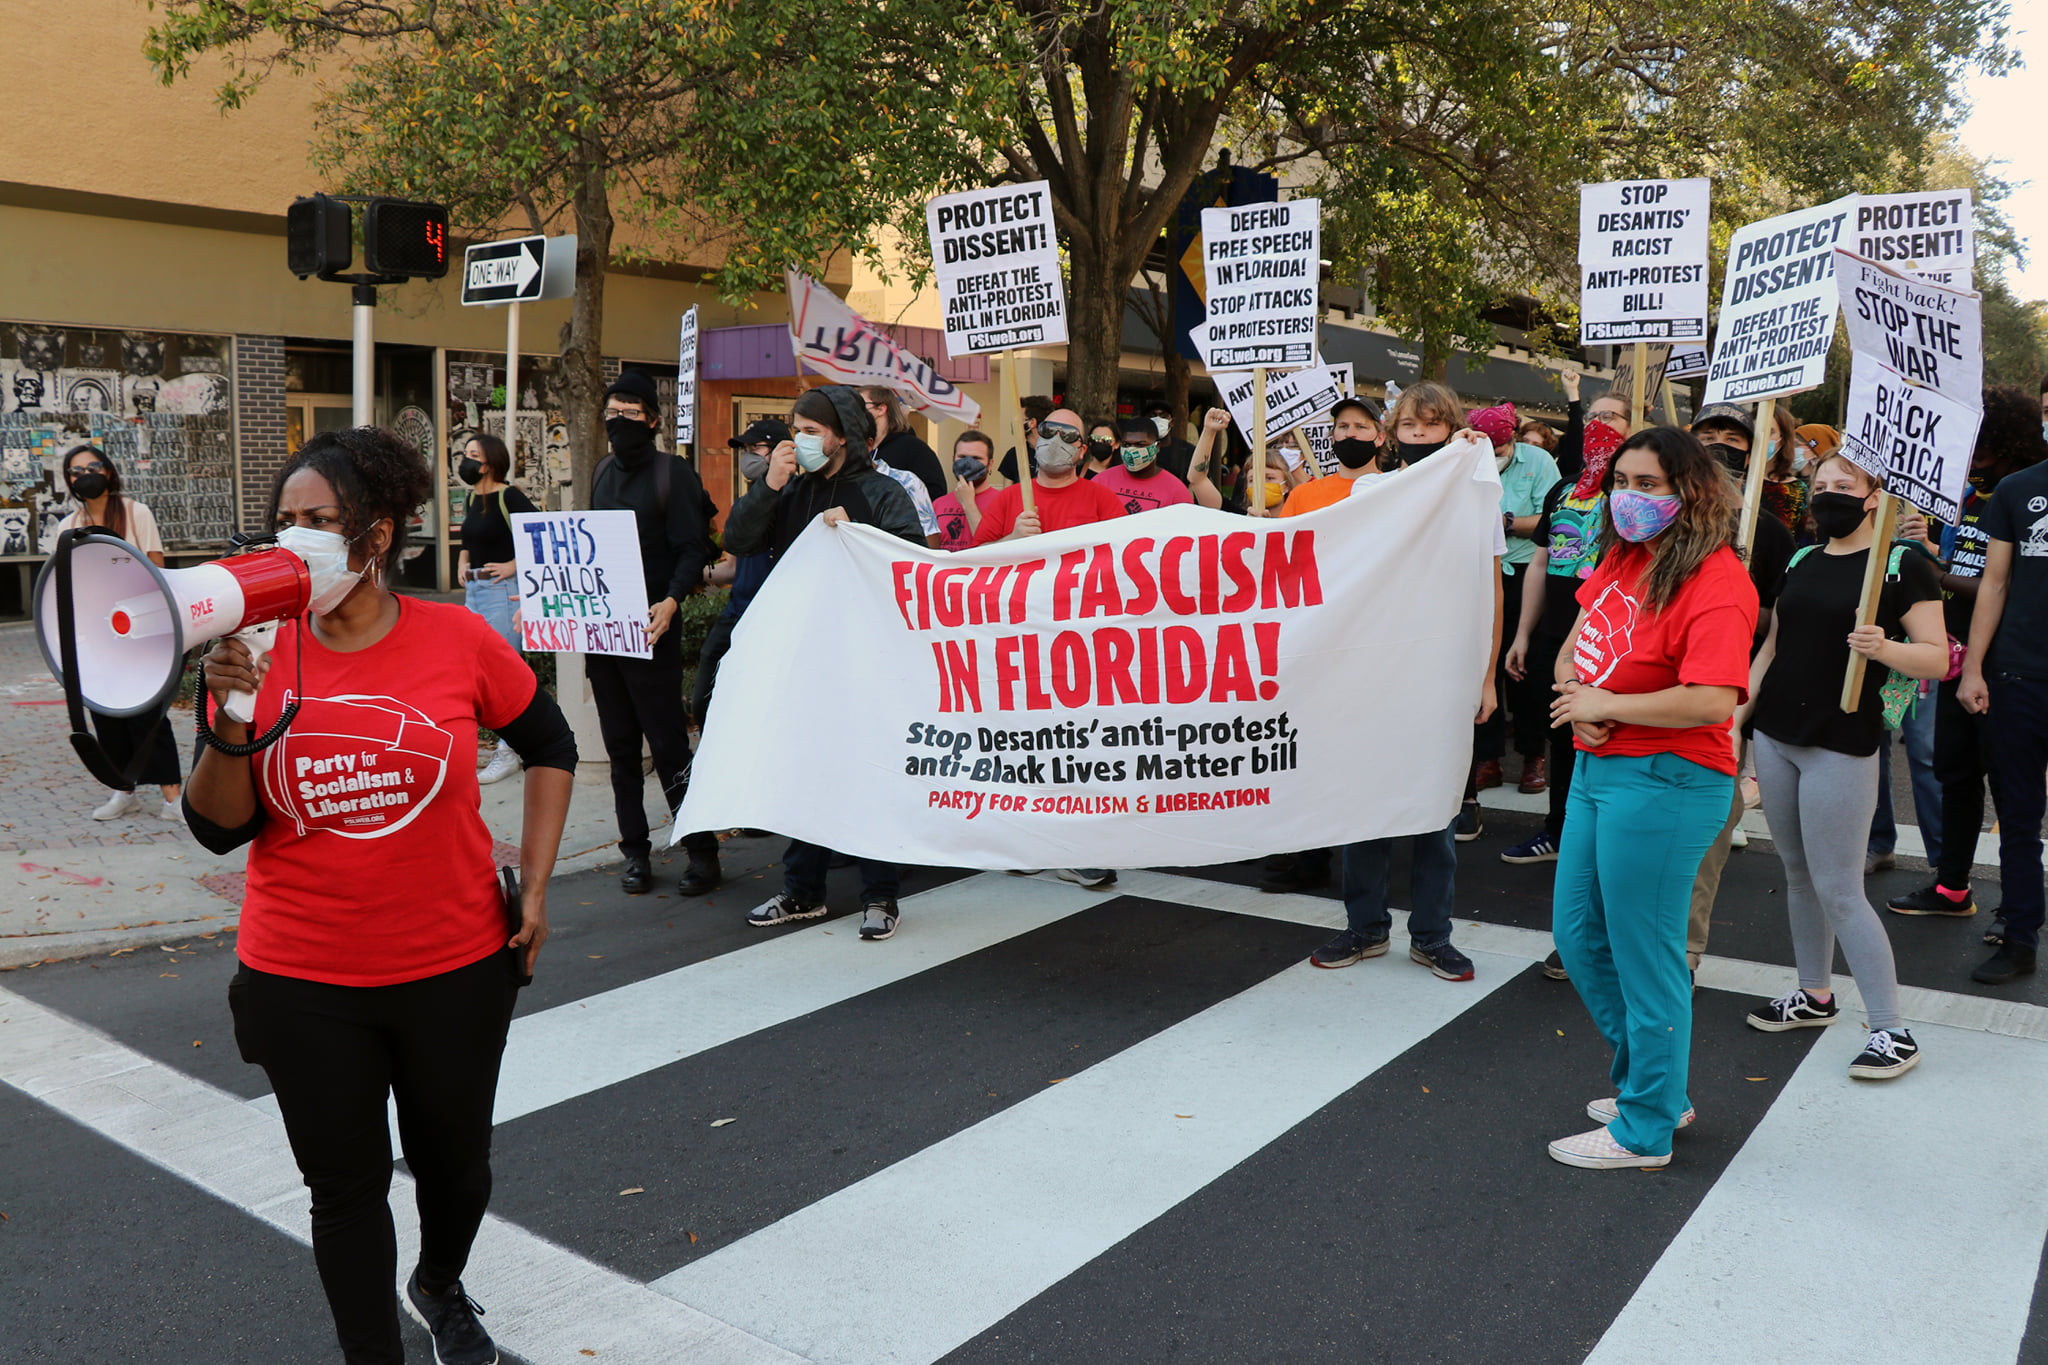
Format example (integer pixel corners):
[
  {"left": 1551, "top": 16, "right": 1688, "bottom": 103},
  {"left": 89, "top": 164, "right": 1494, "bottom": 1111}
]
[
  {"left": 677, "top": 440, "right": 1502, "bottom": 867},
  {"left": 510, "top": 509, "right": 652, "bottom": 658},
  {"left": 1213, "top": 364, "right": 1343, "bottom": 441},
  {"left": 1193, "top": 198, "right": 1321, "bottom": 370},
  {"left": 1703, "top": 195, "right": 1855, "bottom": 404},
  {"left": 1578, "top": 178, "right": 1711, "bottom": 343},
  {"left": 1852, "top": 189, "right": 1974, "bottom": 287},
  {"left": 1664, "top": 344, "right": 1708, "bottom": 381},
  {"left": 925, "top": 181, "right": 1069, "bottom": 355},
  {"left": 1836, "top": 249, "right": 1983, "bottom": 523},
  {"left": 674, "top": 306, "right": 699, "bottom": 447},
  {"left": 785, "top": 270, "right": 982, "bottom": 427}
]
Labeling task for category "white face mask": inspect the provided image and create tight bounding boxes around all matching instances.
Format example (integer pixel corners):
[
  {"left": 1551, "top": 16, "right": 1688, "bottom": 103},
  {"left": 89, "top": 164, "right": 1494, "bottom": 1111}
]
[
  {"left": 276, "top": 524, "right": 372, "bottom": 615},
  {"left": 1151, "top": 415, "right": 1171, "bottom": 437},
  {"left": 793, "top": 431, "right": 831, "bottom": 472}
]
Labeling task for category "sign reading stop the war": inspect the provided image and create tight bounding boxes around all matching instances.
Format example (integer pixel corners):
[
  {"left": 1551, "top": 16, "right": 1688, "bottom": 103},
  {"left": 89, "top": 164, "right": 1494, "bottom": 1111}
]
[
  {"left": 1193, "top": 199, "right": 1322, "bottom": 369},
  {"left": 925, "top": 181, "right": 1069, "bottom": 355},
  {"left": 1836, "top": 249, "right": 1983, "bottom": 523},
  {"left": 1577, "top": 179, "right": 1711, "bottom": 343},
  {"left": 1702, "top": 195, "right": 1855, "bottom": 404}
]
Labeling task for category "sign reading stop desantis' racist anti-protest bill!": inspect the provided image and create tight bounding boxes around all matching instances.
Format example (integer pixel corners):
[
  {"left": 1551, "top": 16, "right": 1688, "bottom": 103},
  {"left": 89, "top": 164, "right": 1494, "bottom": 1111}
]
[
  {"left": 785, "top": 270, "right": 982, "bottom": 427},
  {"left": 1852, "top": 189, "right": 1974, "bottom": 287},
  {"left": 1836, "top": 249, "right": 1984, "bottom": 523},
  {"left": 1702, "top": 195, "right": 1856, "bottom": 405},
  {"left": 1193, "top": 198, "right": 1322, "bottom": 370},
  {"left": 510, "top": 509, "right": 652, "bottom": 658},
  {"left": 676, "top": 439, "right": 1503, "bottom": 867},
  {"left": 1578, "top": 179, "right": 1712, "bottom": 343},
  {"left": 925, "top": 181, "right": 1069, "bottom": 355},
  {"left": 1213, "top": 364, "right": 1345, "bottom": 443}
]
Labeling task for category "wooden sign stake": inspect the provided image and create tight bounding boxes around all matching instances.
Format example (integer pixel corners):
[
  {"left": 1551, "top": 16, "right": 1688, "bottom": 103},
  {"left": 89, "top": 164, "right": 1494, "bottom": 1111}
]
[
  {"left": 1840, "top": 490, "right": 1899, "bottom": 713},
  {"left": 1249, "top": 367, "right": 1269, "bottom": 517},
  {"left": 1737, "top": 396, "right": 1777, "bottom": 556},
  {"left": 1629, "top": 341, "right": 1647, "bottom": 430},
  {"left": 1000, "top": 352, "right": 1033, "bottom": 517}
]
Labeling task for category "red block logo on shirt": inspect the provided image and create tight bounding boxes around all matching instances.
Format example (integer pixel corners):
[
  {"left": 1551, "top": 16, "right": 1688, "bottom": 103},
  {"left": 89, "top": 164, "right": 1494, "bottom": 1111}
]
[
  {"left": 258, "top": 694, "right": 454, "bottom": 839},
  {"left": 1574, "top": 583, "right": 1639, "bottom": 687}
]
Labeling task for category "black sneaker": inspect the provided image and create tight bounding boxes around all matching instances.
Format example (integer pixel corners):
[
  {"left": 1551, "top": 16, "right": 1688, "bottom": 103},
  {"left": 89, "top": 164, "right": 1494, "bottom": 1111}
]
[
  {"left": 619, "top": 856, "right": 652, "bottom": 895},
  {"left": 1886, "top": 883, "right": 1977, "bottom": 917},
  {"left": 1971, "top": 942, "right": 2037, "bottom": 985},
  {"left": 747, "top": 892, "right": 827, "bottom": 927},
  {"left": 676, "top": 857, "right": 722, "bottom": 897},
  {"left": 1310, "top": 929, "right": 1389, "bottom": 968},
  {"left": 1410, "top": 940, "right": 1475, "bottom": 981},
  {"left": 1541, "top": 949, "right": 1569, "bottom": 981},
  {"left": 1745, "top": 989, "right": 1839, "bottom": 1032},
  {"left": 1848, "top": 1028, "right": 1921, "bottom": 1080},
  {"left": 404, "top": 1271, "right": 498, "bottom": 1365},
  {"left": 858, "top": 899, "right": 899, "bottom": 941},
  {"left": 1453, "top": 802, "right": 1483, "bottom": 843}
]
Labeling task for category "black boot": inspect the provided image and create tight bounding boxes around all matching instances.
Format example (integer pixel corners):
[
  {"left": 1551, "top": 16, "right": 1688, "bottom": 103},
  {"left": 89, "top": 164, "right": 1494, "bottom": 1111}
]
[
  {"left": 620, "top": 856, "right": 652, "bottom": 895},
  {"left": 677, "top": 856, "right": 722, "bottom": 897},
  {"left": 1971, "top": 942, "right": 2037, "bottom": 985}
]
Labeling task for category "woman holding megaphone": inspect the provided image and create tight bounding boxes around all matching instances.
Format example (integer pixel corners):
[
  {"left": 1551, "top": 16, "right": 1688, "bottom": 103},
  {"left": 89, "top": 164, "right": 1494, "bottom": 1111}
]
[
  {"left": 185, "top": 427, "right": 575, "bottom": 1365},
  {"left": 54, "top": 443, "right": 183, "bottom": 821}
]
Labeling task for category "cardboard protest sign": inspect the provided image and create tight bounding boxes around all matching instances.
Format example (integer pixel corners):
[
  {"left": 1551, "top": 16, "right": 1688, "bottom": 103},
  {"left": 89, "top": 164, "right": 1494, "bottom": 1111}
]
[
  {"left": 785, "top": 270, "right": 982, "bottom": 426},
  {"left": 1852, "top": 190, "right": 1973, "bottom": 287},
  {"left": 1836, "top": 249, "right": 1983, "bottom": 523},
  {"left": 1193, "top": 199, "right": 1321, "bottom": 369},
  {"left": 675, "top": 306, "right": 699, "bottom": 447},
  {"left": 677, "top": 440, "right": 1501, "bottom": 867},
  {"left": 1702, "top": 195, "right": 1856, "bottom": 404},
  {"left": 1578, "top": 179, "right": 1711, "bottom": 342},
  {"left": 511, "top": 509, "right": 652, "bottom": 658},
  {"left": 1213, "top": 364, "right": 1343, "bottom": 442},
  {"left": 925, "top": 181, "right": 1069, "bottom": 355}
]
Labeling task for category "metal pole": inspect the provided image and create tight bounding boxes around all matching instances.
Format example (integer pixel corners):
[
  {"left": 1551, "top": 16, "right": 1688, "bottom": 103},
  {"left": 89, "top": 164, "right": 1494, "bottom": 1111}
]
[
  {"left": 504, "top": 300, "right": 521, "bottom": 478},
  {"left": 351, "top": 283, "right": 377, "bottom": 427}
]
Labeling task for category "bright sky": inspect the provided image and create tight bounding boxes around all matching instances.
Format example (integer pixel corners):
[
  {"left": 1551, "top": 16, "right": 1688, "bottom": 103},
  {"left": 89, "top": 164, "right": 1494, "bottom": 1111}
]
[{"left": 1961, "top": 0, "right": 2048, "bottom": 300}]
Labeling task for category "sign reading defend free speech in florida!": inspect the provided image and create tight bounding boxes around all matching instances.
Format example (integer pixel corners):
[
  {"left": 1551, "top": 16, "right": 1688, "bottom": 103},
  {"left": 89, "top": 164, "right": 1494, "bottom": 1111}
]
[
  {"left": 1702, "top": 194, "right": 1855, "bottom": 405},
  {"left": 1577, "top": 178, "right": 1711, "bottom": 343},
  {"left": 1836, "top": 248, "right": 1984, "bottom": 523},
  {"left": 1193, "top": 198, "right": 1321, "bottom": 370},
  {"left": 510, "top": 509, "right": 652, "bottom": 658},
  {"left": 925, "top": 181, "right": 1069, "bottom": 355}
]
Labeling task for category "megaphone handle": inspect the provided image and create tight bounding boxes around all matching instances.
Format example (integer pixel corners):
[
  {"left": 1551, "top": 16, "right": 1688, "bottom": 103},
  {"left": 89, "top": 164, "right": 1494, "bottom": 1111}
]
[{"left": 221, "top": 622, "right": 279, "bottom": 725}]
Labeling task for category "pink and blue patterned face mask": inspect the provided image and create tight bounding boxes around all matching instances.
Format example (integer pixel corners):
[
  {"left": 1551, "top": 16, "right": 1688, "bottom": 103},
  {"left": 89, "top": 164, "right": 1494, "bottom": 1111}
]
[{"left": 1607, "top": 490, "right": 1682, "bottom": 543}]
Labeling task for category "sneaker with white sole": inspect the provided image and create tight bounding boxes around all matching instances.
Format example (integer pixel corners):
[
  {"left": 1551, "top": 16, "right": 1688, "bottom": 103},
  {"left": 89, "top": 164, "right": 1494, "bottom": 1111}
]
[
  {"left": 403, "top": 1270, "right": 498, "bottom": 1365},
  {"left": 158, "top": 799, "right": 182, "bottom": 822},
  {"left": 1410, "top": 940, "right": 1475, "bottom": 981},
  {"left": 1056, "top": 868, "right": 1117, "bottom": 888},
  {"left": 1745, "top": 988, "right": 1839, "bottom": 1032},
  {"left": 1728, "top": 823, "right": 1748, "bottom": 849},
  {"left": 1586, "top": 1096, "right": 1695, "bottom": 1129},
  {"left": 477, "top": 743, "right": 520, "bottom": 785},
  {"left": 747, "top": 892, "right": 827, "bottom": 927},
  {"left": 91, "top": 790, "right": 141, "bottom": 821},
  {"left": 1309, "top": 929, "right": 1390, "bottom": 968},
  {"left": 858, "top": 899, "right": 899, "bottom": 941},
  {"left": 1548, "top": 1126, "right": 1669, "bottom": 1169},
  {"left": 1501, "top": 831, "right": 1558, "bottom": 864},
  {"left": 1848, "top": 1028, "right": 1921, "bottom": 1080}
]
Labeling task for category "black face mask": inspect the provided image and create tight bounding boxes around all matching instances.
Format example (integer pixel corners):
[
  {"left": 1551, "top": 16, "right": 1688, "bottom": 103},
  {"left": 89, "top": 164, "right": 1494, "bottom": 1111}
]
[
  {"left": 67, "top": 470, "right": 109, "bottom": 500},
  {"left": 457, "top": 457, "right": 483, "bottom": 486},
  {"left": 1810, "top": 490, "right": 1872, "bottom": 540},
  {"left": 606, "top": 415, "right": 657, "bottom": 462},
  {"left": 1332, "top": 437, "right": 1380, "bottom": 470},
  {"left": 1088, "top": 438, "right": 1116, "bottom": 464},
  {"left": 1704, "top": 442, "right": 1749, "bottom": 478},
  {"left": 1394, "top": 439, "right": 1439, "bottom": 467}
]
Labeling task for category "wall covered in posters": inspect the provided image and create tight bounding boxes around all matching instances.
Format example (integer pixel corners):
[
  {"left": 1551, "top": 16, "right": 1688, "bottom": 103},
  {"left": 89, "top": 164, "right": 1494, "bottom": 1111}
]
[{"left": 0, "top": 322, "right": 236, "bottom": 552}]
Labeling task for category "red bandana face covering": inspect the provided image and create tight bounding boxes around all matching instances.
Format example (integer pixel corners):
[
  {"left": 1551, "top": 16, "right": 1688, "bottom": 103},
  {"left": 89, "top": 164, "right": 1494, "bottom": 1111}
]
[{"left": 1575, "top": 422, "right": 1625, "bottom": 499}]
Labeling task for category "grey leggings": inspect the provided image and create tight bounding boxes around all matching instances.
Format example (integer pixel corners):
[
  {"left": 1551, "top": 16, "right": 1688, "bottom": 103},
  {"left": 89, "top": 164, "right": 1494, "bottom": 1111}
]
[{"left": 1752, "top": 731, "right": 1903, "bottom": 1031}]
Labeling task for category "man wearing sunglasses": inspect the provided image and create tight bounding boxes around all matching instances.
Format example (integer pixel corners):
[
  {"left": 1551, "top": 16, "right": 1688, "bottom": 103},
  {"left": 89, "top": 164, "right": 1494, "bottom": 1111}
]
[{"left": 971, "top": 407, "right": 1128, "bottom": 544}]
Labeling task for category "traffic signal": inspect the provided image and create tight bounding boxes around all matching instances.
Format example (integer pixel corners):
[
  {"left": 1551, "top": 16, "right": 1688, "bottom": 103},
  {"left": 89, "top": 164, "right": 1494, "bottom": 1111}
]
[
  {"left": 363, "top": 198, "right": 450, "bottom": 278},
  {"left": 286, "top": 193, "right": 352, "bottom": 279}
]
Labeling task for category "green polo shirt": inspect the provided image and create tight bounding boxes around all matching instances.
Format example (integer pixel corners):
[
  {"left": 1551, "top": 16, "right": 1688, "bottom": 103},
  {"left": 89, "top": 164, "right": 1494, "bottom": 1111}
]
[{"left": 1498, "top": 442, "right": 1561, "bottom": 573}]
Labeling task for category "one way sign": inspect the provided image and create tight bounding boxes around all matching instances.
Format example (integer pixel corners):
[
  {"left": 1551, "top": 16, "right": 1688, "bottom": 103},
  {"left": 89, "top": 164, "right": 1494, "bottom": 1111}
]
[{"left": 460, "top": 234, "right": 575, "bottom": 306}]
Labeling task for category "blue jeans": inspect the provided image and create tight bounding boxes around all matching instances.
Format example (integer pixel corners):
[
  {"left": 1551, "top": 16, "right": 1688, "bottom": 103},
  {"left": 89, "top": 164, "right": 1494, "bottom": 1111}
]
[
  {"left": 1340, "top": 821, "right": 1458, "bottom": 949},
  {"left": 784, "top": 840, "right": 900, "bottom": 905},
  {"left": 1987, "top": 674, "right": 2048, "bottom": 950},
  {"left": 463, "top": 575, "right": 520, "bottom": 652},
  {"left": 1554, "top": 751, "right": 1731, "bottom": 1156},
  {"left": 1868, "top": 687, "right": 1942, "bottom": 863}
]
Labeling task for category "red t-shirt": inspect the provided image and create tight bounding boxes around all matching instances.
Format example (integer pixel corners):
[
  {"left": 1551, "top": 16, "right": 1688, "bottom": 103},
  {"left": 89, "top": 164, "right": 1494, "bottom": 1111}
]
[
  {"left": 1091, "top": 464, "right": 1193, "bottom": 515},
  {"left": 972, "top": 477, "right": 1127, "bottom": 543},
  {"left": 1571, "top": 543, "right": 1757, "bottom": 775},
  {"left": 235, "top": 599, "right": 537, "bottom": 986}
]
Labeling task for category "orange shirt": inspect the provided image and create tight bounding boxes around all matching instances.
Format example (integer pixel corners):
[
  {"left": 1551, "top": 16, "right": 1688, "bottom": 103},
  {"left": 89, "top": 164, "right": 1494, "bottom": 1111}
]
[{"left": 1279, "top": 475, "right": 1359, "bottom": 517}]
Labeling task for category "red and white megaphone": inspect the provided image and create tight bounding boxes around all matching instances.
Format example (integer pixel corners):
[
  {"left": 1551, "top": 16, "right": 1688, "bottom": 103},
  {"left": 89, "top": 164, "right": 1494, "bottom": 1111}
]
[{"left": 34, "top": 531, "right": 311, "bottom": 787}]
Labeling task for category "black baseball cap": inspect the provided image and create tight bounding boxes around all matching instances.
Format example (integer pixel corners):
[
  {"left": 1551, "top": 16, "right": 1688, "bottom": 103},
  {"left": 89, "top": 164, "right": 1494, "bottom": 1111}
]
[{"left": 731, "top": 418, "right": 791, "bottom": 449}]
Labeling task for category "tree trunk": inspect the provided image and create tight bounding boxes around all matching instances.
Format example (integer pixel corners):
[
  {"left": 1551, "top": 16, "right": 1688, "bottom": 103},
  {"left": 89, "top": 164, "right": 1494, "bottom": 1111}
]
[
  {"left": 1062, "top": 250, "right": 1125, "bottom": 422},
  {"left": 1163, "top": 348, "right": 1192, "bottom": 427},
  {"left": 565, "top": 149, "right": 613, "bottom": 512}
]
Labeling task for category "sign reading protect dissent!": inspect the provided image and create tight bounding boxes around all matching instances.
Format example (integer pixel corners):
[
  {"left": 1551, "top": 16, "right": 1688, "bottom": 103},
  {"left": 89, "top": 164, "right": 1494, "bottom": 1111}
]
[
  {"left": 925, "top": 181, "right": 1069, "bottom": 355},
  {"left": 1852, "top": 189, "right": 1974, "bottom": 287},
  {"left": 1193, "top": 198, "right": 1321, "bottom": 370},
  {"left": 1702, "top": 195, "right": 1855, "bottom": 405},
  {"left": 1577, "top": 179, "right": 1711, "bottom": 343}
]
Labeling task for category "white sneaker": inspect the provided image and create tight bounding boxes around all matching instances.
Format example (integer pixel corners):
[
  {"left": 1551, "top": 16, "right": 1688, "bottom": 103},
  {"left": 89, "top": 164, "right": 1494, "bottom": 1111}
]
[
  {"left": 478, "top": 743, "right": 521, "bottom": 785},
  {"left": 1729, "top": 823, "right": 1749, "bottom": 849},
  {"left": 91, "top": 791, "right": 141, "bottom": 821},
  {"left": 1548, "top": 1125, "right": 1670, "bottom": 1169},
  {"left": 1587, "top": 1096, "right": 1695, "bottom": 1129},
  {"left": 158, "top": 799, "right": 182, "bottom": 822}
]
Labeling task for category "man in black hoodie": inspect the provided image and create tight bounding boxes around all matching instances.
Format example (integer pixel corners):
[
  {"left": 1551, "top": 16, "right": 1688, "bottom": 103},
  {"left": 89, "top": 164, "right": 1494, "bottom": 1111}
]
[
  {"left": 722, "top": 384, "right": 924, "bottom": 940},
  {"left": 589, "top": 370, "right": 716, "bottom": 896}
]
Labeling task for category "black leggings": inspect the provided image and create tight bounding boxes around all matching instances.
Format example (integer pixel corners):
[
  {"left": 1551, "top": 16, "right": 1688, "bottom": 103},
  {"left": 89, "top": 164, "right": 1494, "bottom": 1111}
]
[{"left": 230, "top": 952, "right": 519, "bottom": 1365}]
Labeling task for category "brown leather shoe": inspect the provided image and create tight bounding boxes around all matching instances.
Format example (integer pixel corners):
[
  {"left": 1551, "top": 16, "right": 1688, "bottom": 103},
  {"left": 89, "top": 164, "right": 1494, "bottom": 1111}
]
[
  {"left": 1475, "top": 759, "right": 1503, "bottom": 790},
  {"left": 1518, "top": 755, "right": 1548, "bottom": 793}
]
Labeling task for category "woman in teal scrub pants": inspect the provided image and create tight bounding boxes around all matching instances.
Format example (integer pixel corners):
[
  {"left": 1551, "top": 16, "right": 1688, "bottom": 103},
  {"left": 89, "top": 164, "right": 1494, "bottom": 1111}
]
[{"left": 1546, "top": 426, "right": 1760, "bottom": 1170}]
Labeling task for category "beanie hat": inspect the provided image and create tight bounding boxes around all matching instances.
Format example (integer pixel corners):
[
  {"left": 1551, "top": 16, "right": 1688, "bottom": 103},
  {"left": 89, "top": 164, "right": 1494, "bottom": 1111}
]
[
  {"left": 1468, "top": 402, "right": 1517, "bottom": 448},
  {"left": 1795, "top": 424, "right": 1842, "bottom": 460},
  {"left": 604, "top": 369, "right": 661, "bottom": 415}
]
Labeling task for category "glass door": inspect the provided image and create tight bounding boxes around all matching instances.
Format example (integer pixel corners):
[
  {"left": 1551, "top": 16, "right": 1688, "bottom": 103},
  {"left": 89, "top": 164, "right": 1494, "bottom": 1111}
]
[{"left": 286, "top": 394, "right": 354, "bottom": 453}]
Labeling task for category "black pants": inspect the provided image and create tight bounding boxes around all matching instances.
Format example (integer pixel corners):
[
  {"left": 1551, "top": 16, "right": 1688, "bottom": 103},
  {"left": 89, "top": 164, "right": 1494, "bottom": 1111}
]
[
  {"left": 678, "top": 615, "right": 741, "bottom": 862},
  {"left": 1933, "top": 675, "right": 2001, "bottom": 892},
  {"left": 1987, "top": 673, "right": 2048, "bottom": 947},
  {"left": 229, "top": 953, "right": 519, "bottom": 1365},
  {"left": 586, "top": 630, "right": 692, "bottom": 862},
  {"left": 1476, "top": 566, "right": 1547, "bottom": 764},
  {"left": 90, "top": 705, "right": 182, "bottom": 787},
  {"left": 1534, "top": 630, "right": 1575, "bottom": 840}
]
